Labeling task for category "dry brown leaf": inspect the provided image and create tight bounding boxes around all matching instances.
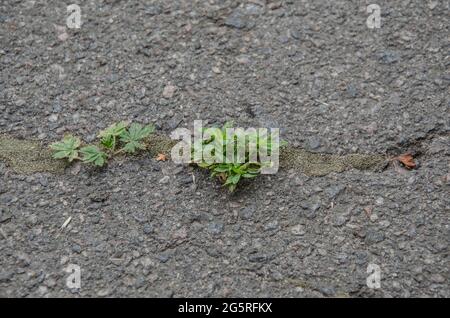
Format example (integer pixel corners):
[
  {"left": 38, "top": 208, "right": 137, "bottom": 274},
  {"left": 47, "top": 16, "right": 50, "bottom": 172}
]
[
  {"left": 395, "top": 153, "right": 416, "bottom": 169},
  {"left": 218, "top": 173, "right": 227, "bottom": 183},
  {"left": 156, "top": 153, "right": 167, "bottom": 161}
]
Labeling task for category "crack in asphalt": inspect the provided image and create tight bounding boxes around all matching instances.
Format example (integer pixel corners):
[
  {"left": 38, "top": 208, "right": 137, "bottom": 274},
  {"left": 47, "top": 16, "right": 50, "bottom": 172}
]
[{"left": 0, "top": 133, "right": 386, "bottom": 175}]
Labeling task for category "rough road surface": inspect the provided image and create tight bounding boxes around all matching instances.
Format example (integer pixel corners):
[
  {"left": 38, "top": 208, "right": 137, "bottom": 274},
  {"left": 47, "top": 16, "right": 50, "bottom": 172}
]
[{"left": 0, "top": 0, "right": 449, "bottom": 297}]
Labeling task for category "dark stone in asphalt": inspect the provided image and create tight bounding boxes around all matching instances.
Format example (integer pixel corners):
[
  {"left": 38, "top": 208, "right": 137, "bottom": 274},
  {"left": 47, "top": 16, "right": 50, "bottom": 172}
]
[
  {"left": 225, "top": 11, "right": 247, "bottom": 29},
  {"left": 365, "top": 230, "right": 385, "bottom": 245},
  {"left": 0, "top": 271, "right": 13, "bottom": 283},
  {"left": 379, "top": 50, "right": 400, "bottom": 64},
  {"left": 208, "top": 222, "right": 224, "bottom": 235},
  {"left": 308, "top": 137, "right": 321, "bottom": 150},
  {"left": 72, "top": 244, "right": 82, "bottom": 254},
  {"left": 0, "top": 209, "right": 12, "bottom": 223},
  {"left": 143, "top": 224, "right": 154, "bottom": 235}
]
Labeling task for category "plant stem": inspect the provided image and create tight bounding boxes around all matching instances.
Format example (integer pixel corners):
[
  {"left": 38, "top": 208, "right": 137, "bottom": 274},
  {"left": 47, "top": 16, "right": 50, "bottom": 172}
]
[{"left": 114, "top": 148, "right": 125, "bottom": 156}]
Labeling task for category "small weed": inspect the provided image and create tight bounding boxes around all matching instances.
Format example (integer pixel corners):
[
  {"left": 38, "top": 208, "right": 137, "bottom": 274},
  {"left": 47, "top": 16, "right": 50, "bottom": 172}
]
[
  {"left": 198, "top": 161, "right": 262, "bottom": 192},
  {"left": 195, "top": 123, "right": 287, "bottom": 192},
  {"left": 50, "top": 122, "right": 155, "bottom": 167},
  {"left": 98, "top": 121, "right": 128, "bottom": 151},
  {"left": 119, "top": 123, "right": 155, "bottom": 154}
]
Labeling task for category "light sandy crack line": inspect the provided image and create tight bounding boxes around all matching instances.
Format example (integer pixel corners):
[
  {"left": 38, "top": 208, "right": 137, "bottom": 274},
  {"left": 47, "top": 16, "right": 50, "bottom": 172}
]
[{"left": 0, "top": 134, "right": 386, "bottom": 175}]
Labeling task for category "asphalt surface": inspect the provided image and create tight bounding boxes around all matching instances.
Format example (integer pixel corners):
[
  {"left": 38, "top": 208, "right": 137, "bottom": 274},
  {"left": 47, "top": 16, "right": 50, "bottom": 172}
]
[{"left": 0, "top": 0, "right": 449, "bottom": 297}]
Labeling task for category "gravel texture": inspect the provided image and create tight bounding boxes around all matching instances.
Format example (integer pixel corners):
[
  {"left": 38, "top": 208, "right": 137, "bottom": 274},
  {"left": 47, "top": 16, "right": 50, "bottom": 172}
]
[{"left": 0, "top": 0, "right": 449, "bottom": 297}]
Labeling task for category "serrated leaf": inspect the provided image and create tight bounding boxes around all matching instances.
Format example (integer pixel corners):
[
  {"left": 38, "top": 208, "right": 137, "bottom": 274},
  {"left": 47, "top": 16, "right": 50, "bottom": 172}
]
[
  {"left": 227, "top": 183, "right": 237, "bottom": 192},
  {"left": 224, "top": 174, "right": 241, "bottom": 185},
  {"left": 98, "top": 122, "right": 128, "bottom": 139},
  {"left": 119, "top": 123, "right": 154, "bottom": 153},
  {"left": 98, "top": 122, "right": 128, "bottom": 150},
  {"left": 213, "top": 166, "right": 230, "bottom": 172},
  {"left": 50, "top": 135, "right": 81, "bottom": 162},
  {"left": 121, "top": 141, "right": 141, "bottom": 154},
  {"left": 101, "top": 137, "right": 115, "bottom": 149},
  {"left": 80, "top": 145, "right": 107, "bottom": 167}
]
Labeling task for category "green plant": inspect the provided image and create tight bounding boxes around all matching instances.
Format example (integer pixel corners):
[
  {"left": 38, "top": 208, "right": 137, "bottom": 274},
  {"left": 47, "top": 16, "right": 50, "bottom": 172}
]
[
  {"left": 50, "top": 121, "right": 285, "bottom": 193},
  {"left": 199, "top": 162, "right": 262, "bottom": 192},
  {"left": 50, "top": 121, "right": 155, "bottom": 167},
  {"left": 119, "top": 123, "right": 155, "bottom": 154},
  {"left": 195, "top": 123, "right": 287, "bottom": 192},
  {"left": 98, "top": 121, "right": 128, "bottom": 151},
  {"left": 49, "top": 135, "right": 81, "bottom": 162}
]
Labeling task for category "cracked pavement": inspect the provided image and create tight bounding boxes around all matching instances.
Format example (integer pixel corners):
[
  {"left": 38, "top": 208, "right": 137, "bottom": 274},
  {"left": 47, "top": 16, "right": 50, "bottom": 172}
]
[{"left": 0, "top": 0, "right": 449, "bottom": 297}]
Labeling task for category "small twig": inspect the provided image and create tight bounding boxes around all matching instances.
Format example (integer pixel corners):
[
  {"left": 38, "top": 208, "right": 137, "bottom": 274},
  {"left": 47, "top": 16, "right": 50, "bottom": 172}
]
[
  {"left": 60, "top": 216, "right": 72, "bottom": 230},
  {"left": 56, "top": 216, "right": 72, "bottom": 238},
  {"left": 113, "top": 148, "right": 125, "bottom": 156},
  {"left": 314, "top": 99, "right": 330, "bottom": 106}
]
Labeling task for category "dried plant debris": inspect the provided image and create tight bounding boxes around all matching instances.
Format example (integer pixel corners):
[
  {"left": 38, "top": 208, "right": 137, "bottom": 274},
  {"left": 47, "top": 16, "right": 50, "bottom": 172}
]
[
  {"left": 156, "top": 153, "right": 168, "bottom": 161},
  {"left": 393, "top": 153, "right": 416, "bottom": 169}
]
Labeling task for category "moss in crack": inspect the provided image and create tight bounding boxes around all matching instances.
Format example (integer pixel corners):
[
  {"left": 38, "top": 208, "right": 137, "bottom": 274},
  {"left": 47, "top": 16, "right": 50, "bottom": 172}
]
[
  {"left": 0, "top": 135, "right": 66, "bottom": 174},
  {"left": 280, "top": 148, "right": 386, "bottom": 176},
  {"left": 150, "top": 134, "right": 387, "bottom": 176},
  {"left": 144, "top": 133, "right": 177, "bottom": 157}
]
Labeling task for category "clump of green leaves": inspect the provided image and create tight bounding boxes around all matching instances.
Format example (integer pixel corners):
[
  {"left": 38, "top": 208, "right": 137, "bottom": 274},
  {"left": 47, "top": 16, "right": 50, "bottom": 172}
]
[
  {"left": 50, "top": 122, "right": 155, "bottom": 167},
  {"left": 195, "top": 123, "right": 287, "bottom": 192},
  {"left": 198, "top": 161, "right": 262, "bottom": 192},
  {"left": 98, "top": 121, "right": 128, "bottom": 151}
]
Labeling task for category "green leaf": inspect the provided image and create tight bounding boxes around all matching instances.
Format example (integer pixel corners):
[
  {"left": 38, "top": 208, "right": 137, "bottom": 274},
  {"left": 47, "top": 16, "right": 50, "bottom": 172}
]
[
  {"left": 198, "top": 162, "right": 212, "bottom": 168},
  {"left": 247, "top": 168, "right": 261, "bottom": 174},
  {"left": 98, "top": 122, "right": 128, "bottom": 150},
  {"left": 80, "top": 145, "right": 108, "bottom": 167},
  {"left": 99, "top": 122, "right": 128, "bottom": 138},
  {"left": 119, "top": 123, "right": 154, "bottom": 153},
  {"left": 232, "top": 166, "right": 243, "bottom": 174},
  {"left": 101, "top": 137, "right": 115, "bottom": 150},
  {"left": 50, "top": 135, "right": 81, "bottom": 162},
  {"left": 213, "top": 166, "right": 230, "bottom": 172},
  {"left": 122, "top": 142, "right": 140, "bottom": 154},
  {"left": 224, "top": 174, "right": 241, "bottom": 185},
  {"left": 232, "top": 174, "right": 241, "bottom": 184},
  {"left": 192, "top": 122, "right": 280, "bottom": 192},
  {"left": 227, "top": 183, "right": 237, "bottom": 192}
]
